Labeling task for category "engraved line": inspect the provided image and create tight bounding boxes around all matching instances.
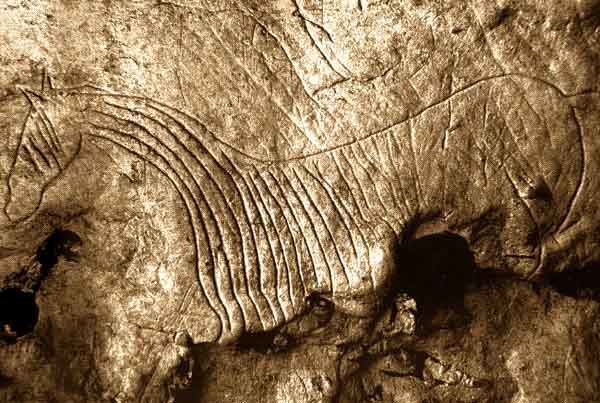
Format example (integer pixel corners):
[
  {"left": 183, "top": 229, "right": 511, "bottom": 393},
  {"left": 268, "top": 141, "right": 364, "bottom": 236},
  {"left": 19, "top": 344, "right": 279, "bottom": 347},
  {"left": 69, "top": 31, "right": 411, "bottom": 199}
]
[
  {"left": 234, "top": 165, "right": 284, "bottom": 327},
  {"left": 22, "top": 141, "right": 45, "bottom": 174},
  {"left": 33, "top": 119, "right": 61, "bottom": 169},
  {"left": 279, "top": 168, "right": 333, "bottom": 292},
  {"left": 253, "top": 166, "right": 302, "bottom": 311},
  {"left": 262, "top": 169, "right": 310, "bottom": 298},
  {"left": 265, "top": 169, "right": 319, "bottom": 294},
  {"left": 240, "top": 170, "right": 288, "bottom": 322},
  {"left": 292, "top": 166, "right": 351, "bottom": 289},
  {"left": 37, "top": 107, "right": 64, "bottom": 155},
  {"left": 384, "top": 132, "right": 414, "bottom": 220},
  {"left": 303, "top": 161, "right": 359, "bottom": 259},
  {"left": 68, "top": 73, "right": 580, "bottom": 165},
  {"left": 219, "top": 151, "right": 275, "bottom": 331},
  {"left": 87, "top": 120, "right": 232, "bottom": 339},
  {"left": 104, "top": 99, "right": 256, "bottom": 330},
  {"left": 331, "top": 152, "right": 371, "bottom": 224}
]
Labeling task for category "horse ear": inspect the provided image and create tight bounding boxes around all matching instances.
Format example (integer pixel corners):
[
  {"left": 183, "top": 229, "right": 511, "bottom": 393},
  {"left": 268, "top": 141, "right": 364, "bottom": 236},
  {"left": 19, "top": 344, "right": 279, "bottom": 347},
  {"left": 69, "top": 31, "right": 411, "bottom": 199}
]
[
  {"left": 41, "top": 68, "right": 54, "bottom": 92},
  {"left": 4, "top": 87, "right": 82, "bottom": 223},
  {"left": 19, "top": 86, "right": 45, "bottom": 106}
]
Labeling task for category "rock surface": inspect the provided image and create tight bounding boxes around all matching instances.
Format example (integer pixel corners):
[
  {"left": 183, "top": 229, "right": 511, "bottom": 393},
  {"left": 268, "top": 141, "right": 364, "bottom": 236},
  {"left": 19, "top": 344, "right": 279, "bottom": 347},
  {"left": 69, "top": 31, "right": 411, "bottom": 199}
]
[{"left": 0, "top": 0, "right": 599, "bottom": 402}]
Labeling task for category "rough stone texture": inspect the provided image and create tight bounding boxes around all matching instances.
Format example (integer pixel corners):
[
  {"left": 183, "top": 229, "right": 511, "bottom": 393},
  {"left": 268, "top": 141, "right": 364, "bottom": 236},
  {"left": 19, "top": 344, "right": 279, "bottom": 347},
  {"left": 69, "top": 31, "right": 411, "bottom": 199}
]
[{"left": 0, "top": 0, "right": 599, "bottom": 402}]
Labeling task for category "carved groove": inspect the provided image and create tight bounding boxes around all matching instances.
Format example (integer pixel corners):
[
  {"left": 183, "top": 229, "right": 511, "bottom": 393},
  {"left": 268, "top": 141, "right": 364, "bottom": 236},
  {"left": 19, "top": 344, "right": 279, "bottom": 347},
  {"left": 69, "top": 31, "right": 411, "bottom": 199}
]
[{"left": 4, "top": 73, "right": 585, "bottom": 342}]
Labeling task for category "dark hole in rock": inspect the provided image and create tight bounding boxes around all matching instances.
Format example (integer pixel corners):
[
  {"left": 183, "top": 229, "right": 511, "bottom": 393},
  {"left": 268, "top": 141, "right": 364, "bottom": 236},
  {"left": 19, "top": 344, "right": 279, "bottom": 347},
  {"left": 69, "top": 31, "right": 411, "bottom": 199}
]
[
  {"left": 0, "top": 372, "right": 11, "bottom": 388},
  {"left": 368, "top": 384, "right": 383, "bottom": 401},
  {"left": 546, "top": 262, "right": 600, "bottom": 300},
  {"left": 0, "top": 288, "right": 38, "bottom": 341},
  {"left": 235, "top": 328, "right": 293, "bottom": 354},
  {"left": 412, "top": 350, "right": 430, "bottom": 381},
  {"left": 36, "top": 229, "right": 81, "bottom": 278},
  {"left": 489, "top": 6, "right": 513, "bottom": 29},
  {"left": 0, "top": 229, "right": 81, "bottom": 343},
  {"left": 235, "top": 294, "right": 335, "bottom": 353},
  {"left": 395, "top": 231, "right": 477, "bottom": 333},
  {"left": 305, "top": 293, "right": 335, "bottom": 326}
]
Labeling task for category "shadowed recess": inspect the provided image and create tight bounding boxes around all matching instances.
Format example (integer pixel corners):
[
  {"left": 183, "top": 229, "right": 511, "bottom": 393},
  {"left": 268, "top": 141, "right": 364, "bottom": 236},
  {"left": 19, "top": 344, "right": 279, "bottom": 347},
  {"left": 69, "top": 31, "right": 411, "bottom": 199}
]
[
  {"left": 0, "top": 288, "right": 38, "bottom": 341},
  {"left": 234, "top": 295, "right": 334, "bottom": 353},
  {"left": 36, "top": 229, "right": 81, "bottom": 277},
  {"left": 395, "top": 231, "right": 477, "bottom": 332},
  {"left": 0, "top": 371, "right": 11, "bottom": 388},
  {"left": 0, "top": 229, "right": 81, "bottom": 342},
  {"left": 547, "top": 262, "right": 600, "bottom": 300}
]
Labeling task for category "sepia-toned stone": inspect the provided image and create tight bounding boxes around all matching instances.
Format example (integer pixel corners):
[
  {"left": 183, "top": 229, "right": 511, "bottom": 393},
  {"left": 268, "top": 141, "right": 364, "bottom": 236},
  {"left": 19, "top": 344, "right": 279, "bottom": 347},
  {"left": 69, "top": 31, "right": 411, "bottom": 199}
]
[{"left": 0, "top": 0, "right": 599, "bottom": 401}]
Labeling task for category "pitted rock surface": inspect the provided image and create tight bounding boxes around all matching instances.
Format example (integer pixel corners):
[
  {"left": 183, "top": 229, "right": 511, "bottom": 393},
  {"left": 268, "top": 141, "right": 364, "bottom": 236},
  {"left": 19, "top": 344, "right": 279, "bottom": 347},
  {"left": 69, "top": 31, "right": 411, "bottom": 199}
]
[{"left": 0, "top": 1, "right": 599, "bottom": 402}]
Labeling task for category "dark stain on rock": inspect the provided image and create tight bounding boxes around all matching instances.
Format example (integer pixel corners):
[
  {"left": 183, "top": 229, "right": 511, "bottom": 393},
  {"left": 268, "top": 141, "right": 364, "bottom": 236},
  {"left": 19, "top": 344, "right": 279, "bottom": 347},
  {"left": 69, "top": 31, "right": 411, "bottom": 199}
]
[
  {"left": 0, "top": 371, "right": 11, "bottom": 388},
  {"left": 524, "top": 177, "right": 552, "bottom": 201},
  {"left": 489, "top": 6, "right": 513, "bottom": 30},
  {"left": 36, "top": 229, "right": 82, "bottom": 278}
]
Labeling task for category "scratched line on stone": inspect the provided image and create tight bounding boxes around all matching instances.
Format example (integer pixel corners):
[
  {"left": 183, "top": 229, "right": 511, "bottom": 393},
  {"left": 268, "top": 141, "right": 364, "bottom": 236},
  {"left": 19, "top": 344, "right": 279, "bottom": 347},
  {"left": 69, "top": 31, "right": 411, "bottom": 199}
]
[{"left": 3, "top": 74, "right": 584, "bottom": 343}]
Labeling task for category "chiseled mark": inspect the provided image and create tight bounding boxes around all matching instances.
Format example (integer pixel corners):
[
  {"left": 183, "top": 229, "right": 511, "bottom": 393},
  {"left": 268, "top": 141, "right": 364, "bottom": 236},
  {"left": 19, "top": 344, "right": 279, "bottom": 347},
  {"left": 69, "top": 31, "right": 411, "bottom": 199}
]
[
  {"left": 555, "top": 107, "right": 586, "bottom": 235},
  {"left": 292, "top": 0, "right": 353, "bottom": 81},
  {"left": 189, "top": 13, "right": 330, "bottom": 150},
  {"left": 2, "top": 72, "right": 586, "bottom": 344},
  {"left": 5, "top": 87, "right": 82, "bottom": 223}
]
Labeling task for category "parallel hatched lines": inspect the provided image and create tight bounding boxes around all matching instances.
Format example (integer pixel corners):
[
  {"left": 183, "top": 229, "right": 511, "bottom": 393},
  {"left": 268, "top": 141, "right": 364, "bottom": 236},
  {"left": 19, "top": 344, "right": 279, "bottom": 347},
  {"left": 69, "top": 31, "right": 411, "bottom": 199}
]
[
  {"left": 330, "top": 153, "right": 371, "bottom": 224},
  {"left": 237, "top": 170, "right": 287, "bottom": 325},
  {"left": 275, "top": 168, "right": 333, "bottom": 292},
  {"left": 244, "top": 170, "right": 295, "bottom": 321},
  {"left": 89, "top": 105, "right": 240, "bottom": 340},
  {"left": 296, "top": 164, "right": 353, "bottom": 288},
  {"left": 37, "top": 107, "right": 64, "bottom": 154},
  {"left": 290, "top": 166, "right": 351, "bottom": 293},
  {"left": 20, "top": 140, "right": 44, "bottom": 174},
  {"left": 263, "top": 170, "right": 319, "bottom": 294},
  {"left": 382, "top": 133, "right": 414, "bottom": 220},
  {"left": 303, "top": 162, "right": 360, "bottom": 260},
  {"left": 17, "top": 101, "right": 66, "bottom": 178},
  {"left": 144, "top": 98, "right": 307, "bottom": 327},
  {"left": 351, "top": 141, "right": 405, "bottom": 230},
  {"left": 337, "top": 148, "right": 397, "bottom": 234},
  {"left": 28, "top": 137, "right": 52, "bottom": 169},
  {"left": 406, "top": 117, "right": 424, "bottom": 211},
  {"left": 478, "top": 91, "right": 538, "bottom": 195},
  {"left": 482, "top": 87, "right": 529, "bottom": 179},
  {"left": 371, "top": 136, "right": 414, "bottom": 221},
  {"left": 19, "top": 123, "right": 52, "bottom": 175},
  {"left": 219, "top": 152, "right": 278, "bottom": 331},
  {"left": 326, "top": 150, "right": 387, "bottom": 293},
  {"left": 86, "top": 125, "right": 227, "bottom": 339},
  {"left": 336, "top": 150, "right": 375, "bottom": 222},
  {"left": 491, "top": 92, "right": 539, "bottom": 185},
  {"left": 252, "top": 168, "right": 307, "bottom": 313},
  {"left": 302, "top": 161, "right": 373, "bottom": 292},
  {"left": 365, "top": 135, "right": 409, "bottom": 221},
  {"left": 309, "top": 159, "right": 375, "bottom": 270},
  {"left": 380, "top": 123, "right": 420, "bottom": 216},
  {"left": 33, "top": 119, "right": 62, "bottom": 170},
  {"left": 125, "top": 102, "right": 265, "bottom": 332}
]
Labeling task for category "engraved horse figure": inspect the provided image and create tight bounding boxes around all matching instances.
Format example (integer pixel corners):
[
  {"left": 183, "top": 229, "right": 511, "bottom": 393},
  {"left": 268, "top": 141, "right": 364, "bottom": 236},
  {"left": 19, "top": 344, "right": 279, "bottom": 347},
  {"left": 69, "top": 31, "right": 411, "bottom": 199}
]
[{"left": 4, "top": 73, "right": 591, "bottom": 344}]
